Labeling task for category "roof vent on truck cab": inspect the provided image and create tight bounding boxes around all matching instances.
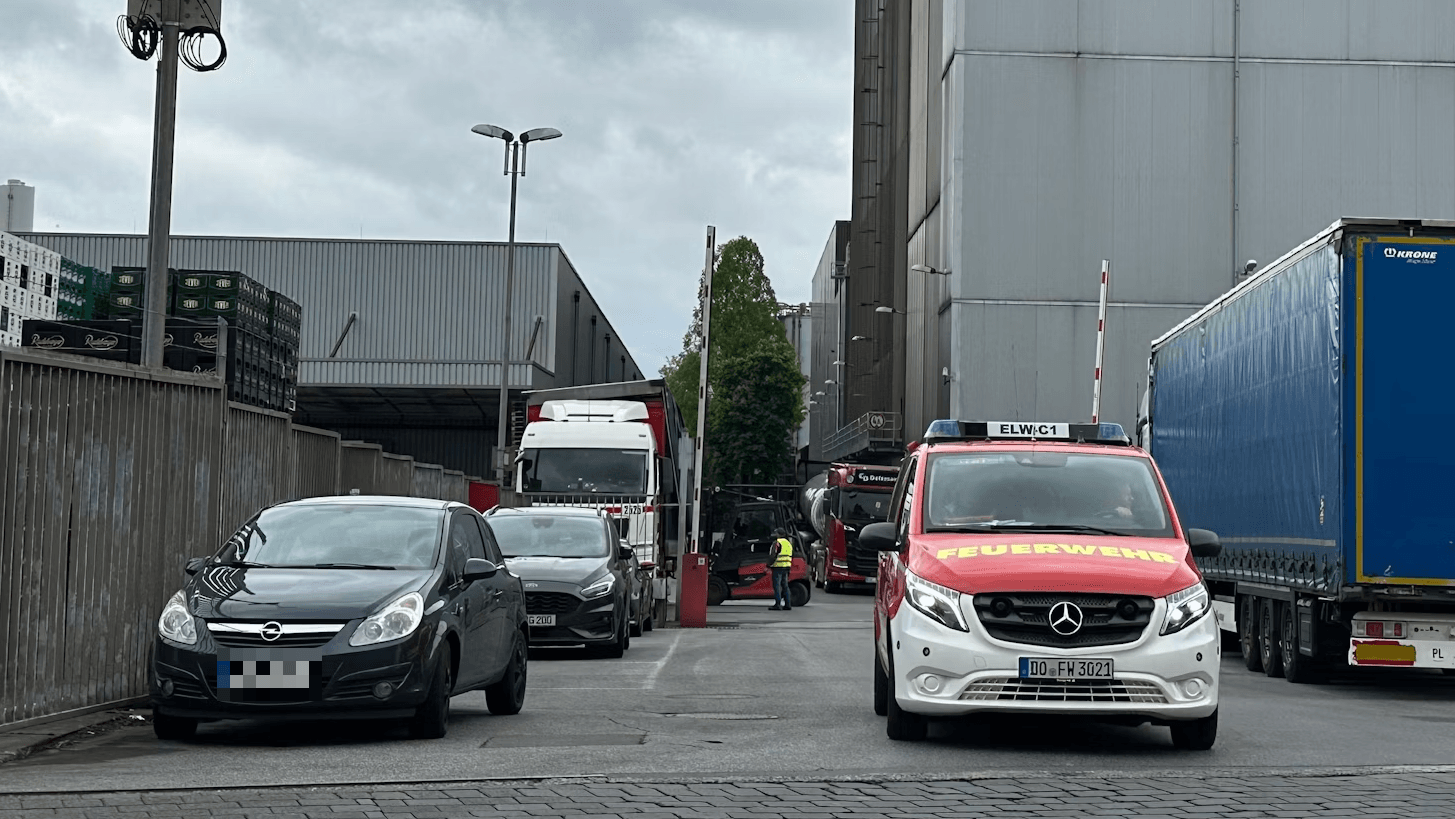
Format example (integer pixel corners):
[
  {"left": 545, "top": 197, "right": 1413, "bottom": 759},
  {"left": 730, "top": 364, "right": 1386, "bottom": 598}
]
[
  {"left": 539, "top": 399, "right": 650, "bottom": 423},
  {"left": 922, "top": 420, "right": 1130, "bottom": 446}
]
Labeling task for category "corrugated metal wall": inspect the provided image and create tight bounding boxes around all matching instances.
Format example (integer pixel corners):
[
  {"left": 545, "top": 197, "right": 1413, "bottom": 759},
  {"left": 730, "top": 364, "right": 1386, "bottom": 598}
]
[
  {"left": 933, "top": 0, "right": 1455, "bottom": 431},
  {"left": 16, "top": 235, "right": 644, "bottom": 391},
  {"left": 0, "top": 350, "right": 469, "bottom": 729}
]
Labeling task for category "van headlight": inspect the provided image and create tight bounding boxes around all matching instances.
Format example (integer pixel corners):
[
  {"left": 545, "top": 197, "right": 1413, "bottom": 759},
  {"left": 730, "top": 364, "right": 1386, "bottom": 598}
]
[
  {"left": 158, "top": 590, "right": 198, "bottom": 645},
  {"left": 905, "top": 569, "right": 969, "bottom": 632},
  {"left": 1160, "top": 583, "right": 1210, "bottom": 635},
  {"left": 350, "top": 592, "right": 424, "bottom": 647}
]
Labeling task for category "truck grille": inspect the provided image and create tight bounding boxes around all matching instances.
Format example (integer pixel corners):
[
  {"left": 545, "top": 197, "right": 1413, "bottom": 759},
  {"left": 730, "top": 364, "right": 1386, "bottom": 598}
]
[
  {"left": 845, "top": 538, "right": 879, "bottom": 577},
  {"left": 960, "top": 678, "right": 1167, "bottom": 703},
  {"left": 526, "top": 592, "right": 581, "bottom": 615},
  {"left": 974, "top": 593, "right": 1153, "bottom": 648}
]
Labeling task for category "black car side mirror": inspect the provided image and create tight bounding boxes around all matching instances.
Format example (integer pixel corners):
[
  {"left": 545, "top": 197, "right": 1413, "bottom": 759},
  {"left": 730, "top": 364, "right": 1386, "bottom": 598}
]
[
  {"left": 618, "top": 545, "right": 634, "bottom": 561},
  {"left": 860, "top": 521, "right": 900, "bottom": 552},
  {"left": 463, "top": 557, "right": 499, "bottom": 581},
  {"left": 1186, "top": 528, "right": 1222, "bottom": 559},
  {"left": 185, "top": 557, "right": 209, "bottom": 575}
]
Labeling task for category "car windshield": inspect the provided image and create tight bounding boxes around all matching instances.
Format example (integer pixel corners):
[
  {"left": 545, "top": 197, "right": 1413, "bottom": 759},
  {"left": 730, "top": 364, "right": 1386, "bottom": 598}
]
[
  {"left": 924, "top": 451, "right": 1174, "bottom": 538},
  {"left": 838, "top": 489, "right": 892, "bottom": 523},
  {"left": 215, "top": 504, "right": 442, "bottom": 568},
  {"left": 520, "top": 448, "right": 648, "bottom": 494},
  {"left": 491, "top": 515, "right": 610, "bottom": 558}
]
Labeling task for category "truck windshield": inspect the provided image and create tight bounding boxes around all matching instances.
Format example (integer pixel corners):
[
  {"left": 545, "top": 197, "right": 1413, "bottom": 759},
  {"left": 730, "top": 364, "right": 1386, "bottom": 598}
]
[
  {"left": 923, "top": 451, "right": 1174, "bottom": 538},
  {"left": 520, "top": 448, "right": 648, "bottom": 494},
  {"left": 838, "top": 490, "right": 892, "bottom": 523}
]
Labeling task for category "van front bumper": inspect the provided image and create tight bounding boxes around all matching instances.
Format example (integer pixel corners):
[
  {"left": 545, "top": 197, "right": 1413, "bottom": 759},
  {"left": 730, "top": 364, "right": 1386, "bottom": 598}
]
[{"left": 887, "top": 598, "right": 1219, "bottom": 723}]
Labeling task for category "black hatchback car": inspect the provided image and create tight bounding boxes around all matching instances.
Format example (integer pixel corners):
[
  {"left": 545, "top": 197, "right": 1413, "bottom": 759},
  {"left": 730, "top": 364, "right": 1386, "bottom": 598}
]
[
  {"left": 487, "top": 506, "right": 635, "bottom": 657},
  {"left": 150, "top": 496, "right": 528, "bottom": 740}
]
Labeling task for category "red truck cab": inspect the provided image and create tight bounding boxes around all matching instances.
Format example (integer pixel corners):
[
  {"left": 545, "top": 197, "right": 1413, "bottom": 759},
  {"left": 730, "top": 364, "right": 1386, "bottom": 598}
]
[{"left": 821, "top": 463, "right": 898, "bottom": 591}]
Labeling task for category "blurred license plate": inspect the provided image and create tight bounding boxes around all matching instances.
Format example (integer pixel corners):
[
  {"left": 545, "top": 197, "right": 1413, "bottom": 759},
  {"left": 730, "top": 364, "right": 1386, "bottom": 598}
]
[
  {"left": 866, "top": 577, "right": 877, "bottom": 585},
  {"left": 1019, "top": 658, "right": 1114, "bottom": 680},
  {"left": 216, "top": 660, "right": 313, "bottom": 689},
  {"left": 527, "top": 614, "right": 556, "bottom": 627}
]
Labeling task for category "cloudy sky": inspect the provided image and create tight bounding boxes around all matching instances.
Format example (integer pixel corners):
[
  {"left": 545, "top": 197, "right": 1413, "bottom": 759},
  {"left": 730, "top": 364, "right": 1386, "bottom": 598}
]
[{"left": 2, "top": 0, "right": 853, "bottom": 374}]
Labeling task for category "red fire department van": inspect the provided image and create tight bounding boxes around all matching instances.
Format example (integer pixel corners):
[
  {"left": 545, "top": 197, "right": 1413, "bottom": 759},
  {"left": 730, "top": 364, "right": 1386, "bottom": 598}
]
[
  {"left": 864, "top": 420, "right": 1224, "bottom": 748},
  {"left": 821, "top": 463, "right": 898, "bottom": 591}
]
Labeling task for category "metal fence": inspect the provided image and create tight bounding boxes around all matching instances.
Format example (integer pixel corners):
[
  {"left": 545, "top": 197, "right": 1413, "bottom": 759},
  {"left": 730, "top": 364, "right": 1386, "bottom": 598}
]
[{"left": 0, "top": 348, "right": 472, "bottom": 729}]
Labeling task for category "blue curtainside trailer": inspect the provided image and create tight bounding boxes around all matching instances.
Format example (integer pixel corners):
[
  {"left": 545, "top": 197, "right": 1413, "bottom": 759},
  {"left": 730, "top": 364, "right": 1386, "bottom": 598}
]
[{"left": 1147, "top": 218, "right": 1455, "bottom": 684}]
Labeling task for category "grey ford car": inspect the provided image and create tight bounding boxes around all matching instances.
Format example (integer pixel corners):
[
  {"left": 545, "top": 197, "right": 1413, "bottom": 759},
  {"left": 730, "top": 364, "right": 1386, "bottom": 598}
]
[{"left": 486, "top": 507, "right": 635, "bottom": 658}]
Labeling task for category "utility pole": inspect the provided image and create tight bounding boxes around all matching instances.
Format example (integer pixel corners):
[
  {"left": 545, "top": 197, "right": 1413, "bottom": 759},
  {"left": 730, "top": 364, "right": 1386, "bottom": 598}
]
[
  {"left": 121, "top": 0, "right": 227, "bottom": 368},
  {"left": 140, "top": 0, "right": 182, "bottom": 368}
]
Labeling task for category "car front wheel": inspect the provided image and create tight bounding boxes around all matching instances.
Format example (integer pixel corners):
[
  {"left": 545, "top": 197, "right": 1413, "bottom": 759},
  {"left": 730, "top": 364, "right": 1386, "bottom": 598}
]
[
  {"left": 485, "top": 630, "right": 528, "bottom": 715},
  {"left": 408, "top": 642, "right": 453, "bottom": 739}
]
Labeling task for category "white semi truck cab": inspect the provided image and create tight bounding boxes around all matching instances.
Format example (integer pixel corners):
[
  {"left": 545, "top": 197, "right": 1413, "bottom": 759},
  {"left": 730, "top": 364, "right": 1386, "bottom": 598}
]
[{"left": 515, "top": 399, "right": 661, "bottom": 566}]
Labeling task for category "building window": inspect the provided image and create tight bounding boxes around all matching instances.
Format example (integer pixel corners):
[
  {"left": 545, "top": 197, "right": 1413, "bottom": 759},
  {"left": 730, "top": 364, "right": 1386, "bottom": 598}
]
[{"left": 20, "top": 265, "right": 29, "bottom": 290}]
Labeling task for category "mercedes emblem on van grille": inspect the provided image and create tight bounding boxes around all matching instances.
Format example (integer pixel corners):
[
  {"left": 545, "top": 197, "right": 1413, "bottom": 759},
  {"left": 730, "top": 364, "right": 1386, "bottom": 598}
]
[{"left": 1048, "top": 601, "right": 1084, "bottom": 636}]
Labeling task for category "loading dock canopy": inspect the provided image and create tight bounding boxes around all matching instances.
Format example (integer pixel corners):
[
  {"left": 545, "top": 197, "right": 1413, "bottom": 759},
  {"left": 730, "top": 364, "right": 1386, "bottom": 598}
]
[{"left": 296, "top": 385, "right": 502, "bottom": 427}]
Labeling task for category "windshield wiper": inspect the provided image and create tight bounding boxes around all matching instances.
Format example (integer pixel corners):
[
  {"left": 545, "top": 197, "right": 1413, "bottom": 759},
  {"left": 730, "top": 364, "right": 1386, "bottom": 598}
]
[
  {"left": 276, "top": 563, "right": 397, "bottom": 570},
  {"left": 211, "top": 560, "right": 272, "bottom": 568},
  {"left": 927, "top": 522, "right": 1132, "bottom": 536},
  {"left": 993, "top": 524, "right": 1132, "bottom": 536}
]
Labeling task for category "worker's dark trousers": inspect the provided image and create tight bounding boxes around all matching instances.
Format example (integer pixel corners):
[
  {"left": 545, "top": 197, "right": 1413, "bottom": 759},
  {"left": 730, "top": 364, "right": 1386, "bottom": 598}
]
[{"left": 772, "top": 567, "right": 791, "bottom": 609}]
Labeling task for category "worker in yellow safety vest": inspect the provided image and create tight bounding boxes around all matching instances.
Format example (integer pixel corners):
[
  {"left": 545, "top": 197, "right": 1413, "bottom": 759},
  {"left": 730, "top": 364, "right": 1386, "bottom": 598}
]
[{"left": 769, "top": 527, "right": 795, "bottom": 611}]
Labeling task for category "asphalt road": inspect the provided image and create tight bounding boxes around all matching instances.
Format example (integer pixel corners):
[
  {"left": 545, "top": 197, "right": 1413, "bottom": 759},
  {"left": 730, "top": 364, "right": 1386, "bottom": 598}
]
[{"left": 3, "top": 588, "right": 1454, "bottom": 795}]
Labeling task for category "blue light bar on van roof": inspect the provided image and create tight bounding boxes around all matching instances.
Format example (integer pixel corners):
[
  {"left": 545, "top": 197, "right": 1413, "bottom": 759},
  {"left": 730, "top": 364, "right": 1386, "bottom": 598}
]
[{"left": 922, "top": 420, "right": 1130, "bottom": 446}]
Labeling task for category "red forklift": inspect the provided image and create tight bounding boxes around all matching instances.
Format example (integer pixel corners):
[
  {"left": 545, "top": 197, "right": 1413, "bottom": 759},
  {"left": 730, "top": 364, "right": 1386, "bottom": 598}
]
[{"left": 705, "top": 494, "right": 813, "bottom": 608}]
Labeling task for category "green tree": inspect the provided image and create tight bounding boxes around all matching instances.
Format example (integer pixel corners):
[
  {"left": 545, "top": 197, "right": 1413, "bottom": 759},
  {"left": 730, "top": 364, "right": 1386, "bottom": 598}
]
[
  {"left": 661, "top": 236, "right": 806, "bottom": 484},
  {"left": 709, "top": 338, "right": 807, "bottom": 485}
]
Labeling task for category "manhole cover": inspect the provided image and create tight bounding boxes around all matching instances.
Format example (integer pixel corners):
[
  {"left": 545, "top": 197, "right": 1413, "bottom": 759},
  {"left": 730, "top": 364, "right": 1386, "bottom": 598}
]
[
  {"left": 661, "top": 713, "right": 778, "bottom": 720},
  {"left": 483, "top": 733, "right": 645, "bottom": 748}
]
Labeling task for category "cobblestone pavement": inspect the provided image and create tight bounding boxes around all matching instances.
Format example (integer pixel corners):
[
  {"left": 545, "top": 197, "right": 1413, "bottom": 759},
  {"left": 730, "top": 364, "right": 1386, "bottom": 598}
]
[{"left": 2, "top": 770, "right": 1453, "bottom": 818}]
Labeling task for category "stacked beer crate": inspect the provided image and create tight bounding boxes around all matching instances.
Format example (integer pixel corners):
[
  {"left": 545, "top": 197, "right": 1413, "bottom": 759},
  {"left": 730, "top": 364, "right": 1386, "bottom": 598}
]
[
  {"left": 20, "top": 265, "right": 302, "bottom": 414},
  {"left": 0, "top": 231, "right": 61, "bottom": 347}
]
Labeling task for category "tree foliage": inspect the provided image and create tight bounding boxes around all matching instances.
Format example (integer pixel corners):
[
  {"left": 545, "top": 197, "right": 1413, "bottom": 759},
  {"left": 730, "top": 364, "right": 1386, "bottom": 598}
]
[{"left": 661, "top": 236, "right": 806, "bottom": 485}]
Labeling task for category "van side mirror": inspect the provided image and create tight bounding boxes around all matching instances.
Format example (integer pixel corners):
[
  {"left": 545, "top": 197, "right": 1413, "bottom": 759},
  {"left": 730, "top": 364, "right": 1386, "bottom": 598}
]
[
  {"left": 463, "top": 557, "right": 499, "bottom": 581},
  {"left": 1186, "top": 528, "right": 1222, "bottom": 559},
  {"left": 185, "top": 557, "right": 209, "bottom": 575},
  {"left": 860, "top": 521, "right": 900, "bottom": 552}
]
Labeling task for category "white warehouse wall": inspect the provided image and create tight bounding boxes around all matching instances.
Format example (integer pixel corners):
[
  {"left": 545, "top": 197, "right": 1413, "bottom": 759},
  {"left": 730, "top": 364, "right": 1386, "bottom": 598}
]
[{"left": 934, "top": 0, "right": 1455, "bottom": 432}]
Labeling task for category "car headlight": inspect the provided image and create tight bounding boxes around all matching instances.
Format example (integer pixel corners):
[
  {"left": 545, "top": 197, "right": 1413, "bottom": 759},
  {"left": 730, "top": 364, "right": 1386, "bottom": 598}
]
[
  {"left": 349, "top": 592, "right": 424, "bottom": 647},
  {"left": 582, "top": 574, "right": 616, "bottom": 599},
  {"left": 905, "top": 569, "right": 969, "bottom": 632},
  {"left": 1160, "top": 582, "right": 1211, "bottom": 635},
  {"left": 158, "top": 590, "right": 198, "bottom": 645}
]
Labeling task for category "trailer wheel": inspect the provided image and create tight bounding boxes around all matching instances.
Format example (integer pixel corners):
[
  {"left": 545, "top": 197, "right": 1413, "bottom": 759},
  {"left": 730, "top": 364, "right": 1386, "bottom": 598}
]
[
  {"left": 1280, "top": 602, "right": 1326, "bottom": 684},
  {"left": 1239, "top": 596, "right": 1263, "bottom": 673},
  {"left": 1259, "top": 599, "right": 1284, "bottom": 678}
]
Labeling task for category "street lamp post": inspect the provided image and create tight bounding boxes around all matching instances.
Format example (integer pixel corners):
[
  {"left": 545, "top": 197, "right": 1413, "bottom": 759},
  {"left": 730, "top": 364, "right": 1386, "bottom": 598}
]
[{"left": 472, "top": 123, "right": 563, "bottom": 484}]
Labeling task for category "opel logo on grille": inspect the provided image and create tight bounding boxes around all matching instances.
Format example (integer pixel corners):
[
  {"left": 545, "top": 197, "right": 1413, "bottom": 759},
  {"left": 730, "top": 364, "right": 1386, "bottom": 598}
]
[
  {"left": 260, "top": 621, "right": 284, "bottom": 642},
  {"left": 1049, "top": 602, "right": 1084, "bottom": 636}
]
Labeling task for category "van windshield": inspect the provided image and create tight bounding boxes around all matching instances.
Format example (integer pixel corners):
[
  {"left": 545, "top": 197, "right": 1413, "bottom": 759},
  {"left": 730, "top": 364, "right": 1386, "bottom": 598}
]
[
  {"left": 924, "top": 451, "right": 1174, "bottom": 538},
  {"left": 521, "top": 448, "right": 648, "bottom": 494}
]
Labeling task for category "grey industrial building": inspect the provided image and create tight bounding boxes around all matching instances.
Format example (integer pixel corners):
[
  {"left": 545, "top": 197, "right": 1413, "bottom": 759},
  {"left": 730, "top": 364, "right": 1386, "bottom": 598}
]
[
  {"left": 817, "top": 0, "right": 1455, "bottom": 461},
  {"left": 18, "top": 232, "right": 642, "bottom": 478}
]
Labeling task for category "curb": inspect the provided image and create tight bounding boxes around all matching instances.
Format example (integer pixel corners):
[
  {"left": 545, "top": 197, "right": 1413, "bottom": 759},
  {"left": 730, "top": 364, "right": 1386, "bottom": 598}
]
[{"left": 0, "top": 708, "right": 148, "bottom": 765}]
